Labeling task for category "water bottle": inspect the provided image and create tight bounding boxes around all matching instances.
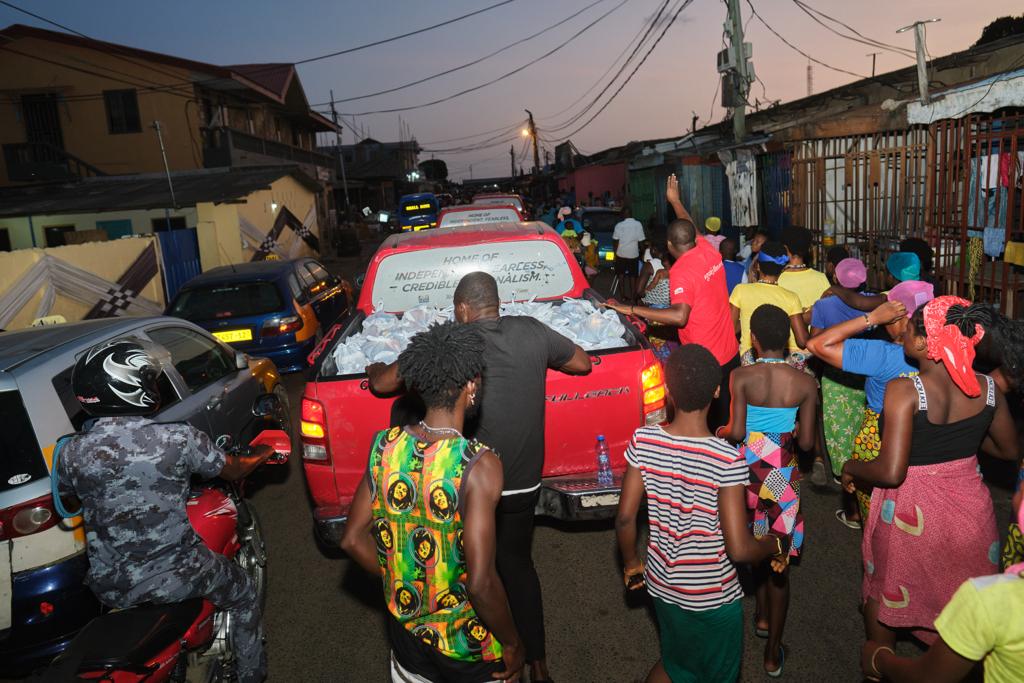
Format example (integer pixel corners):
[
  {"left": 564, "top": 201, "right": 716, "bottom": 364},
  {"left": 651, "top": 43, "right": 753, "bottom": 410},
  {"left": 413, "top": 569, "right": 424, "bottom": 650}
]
[{"left": 596, "top": 435, "right": 613, "bottom": 487}]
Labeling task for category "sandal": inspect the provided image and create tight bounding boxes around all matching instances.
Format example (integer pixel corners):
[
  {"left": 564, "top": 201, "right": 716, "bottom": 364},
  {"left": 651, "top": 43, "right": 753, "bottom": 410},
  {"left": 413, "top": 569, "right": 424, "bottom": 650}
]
[
  {"left": 835, "top": 508, "right": 862, "bottom": 530},
  {"left": 766, "top": 645, "right": 785, "bottom": 678},
  {"left": 753, "top": 614, "right": 769, "bottom": 639}
]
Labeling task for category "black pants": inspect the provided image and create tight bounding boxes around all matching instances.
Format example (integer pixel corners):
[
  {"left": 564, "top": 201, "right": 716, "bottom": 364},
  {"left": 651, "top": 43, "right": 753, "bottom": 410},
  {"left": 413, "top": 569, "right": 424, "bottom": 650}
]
[
  {"left": 709, "top": 353, "right": 741, "bottom": 431},
  {"left": 495, "top": 488, "right": 545, "bottom": 663}
]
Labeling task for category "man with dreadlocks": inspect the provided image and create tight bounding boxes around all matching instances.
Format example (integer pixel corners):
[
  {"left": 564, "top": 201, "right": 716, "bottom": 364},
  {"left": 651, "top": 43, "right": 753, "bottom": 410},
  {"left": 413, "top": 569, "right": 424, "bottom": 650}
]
[
  {"left": 344, "top": 321, "right": 525, "bottom": 682},
  {"left": 369, "top": 272, "right": 591, "bottom": 683}
]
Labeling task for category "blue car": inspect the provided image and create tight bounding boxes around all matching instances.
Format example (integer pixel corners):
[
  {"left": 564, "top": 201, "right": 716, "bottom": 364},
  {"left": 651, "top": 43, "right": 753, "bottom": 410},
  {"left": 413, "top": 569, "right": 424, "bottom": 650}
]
[{"left": 167, "top": 258, "right": 351, "bottom": 373}]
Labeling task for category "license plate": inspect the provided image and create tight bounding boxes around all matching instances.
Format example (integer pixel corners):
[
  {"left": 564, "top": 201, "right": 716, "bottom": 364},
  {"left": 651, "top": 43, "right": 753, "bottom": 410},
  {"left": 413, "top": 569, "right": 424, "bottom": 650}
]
[
  {"left": 213, "top": 328, "right": 252, "bottom": 343},
  {"left": 604, "top": 252, "right": 615, "bottom": 261},
  {"left": 580, "top": 492, "right": 620, "bottom": 508}
]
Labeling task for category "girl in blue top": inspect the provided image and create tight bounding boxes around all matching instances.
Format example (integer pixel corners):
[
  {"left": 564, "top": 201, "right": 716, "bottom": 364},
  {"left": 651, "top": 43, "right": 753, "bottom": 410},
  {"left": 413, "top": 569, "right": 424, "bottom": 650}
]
[{"left": 805, "top": 282, "right": 934, "bottom": 523}]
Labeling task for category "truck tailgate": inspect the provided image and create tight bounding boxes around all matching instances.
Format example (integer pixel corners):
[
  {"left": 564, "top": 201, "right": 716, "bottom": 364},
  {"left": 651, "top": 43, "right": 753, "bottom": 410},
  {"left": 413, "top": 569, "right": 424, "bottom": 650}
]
[{"left": 543, "top": 347, "right": 658, "bottom": 477}]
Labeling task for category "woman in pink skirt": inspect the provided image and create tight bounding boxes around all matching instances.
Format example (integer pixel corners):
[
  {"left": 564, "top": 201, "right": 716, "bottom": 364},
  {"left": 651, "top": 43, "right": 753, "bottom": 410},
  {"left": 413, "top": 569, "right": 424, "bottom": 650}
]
[{"left": 841, "top": 296, "right": 1019, "bottom": 646}]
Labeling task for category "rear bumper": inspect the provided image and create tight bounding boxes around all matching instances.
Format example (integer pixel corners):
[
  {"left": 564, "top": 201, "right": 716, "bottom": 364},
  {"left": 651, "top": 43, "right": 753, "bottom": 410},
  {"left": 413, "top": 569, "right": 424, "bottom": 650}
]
[
  {"left": 0, "top": 552, "right": 101, "bottom": 676},
  {"left": 536, "top": 470, "right": 624, "bottom": 521},
  {"left": 239, "top": 338, "right": 315, "bottom": 373}
]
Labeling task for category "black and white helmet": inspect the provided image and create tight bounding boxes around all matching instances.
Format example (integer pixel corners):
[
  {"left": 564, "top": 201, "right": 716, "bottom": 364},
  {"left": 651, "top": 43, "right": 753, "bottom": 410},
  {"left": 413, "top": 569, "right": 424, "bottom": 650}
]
[{"left": 72, "top": 339, "right": 162, "bottom": 416}]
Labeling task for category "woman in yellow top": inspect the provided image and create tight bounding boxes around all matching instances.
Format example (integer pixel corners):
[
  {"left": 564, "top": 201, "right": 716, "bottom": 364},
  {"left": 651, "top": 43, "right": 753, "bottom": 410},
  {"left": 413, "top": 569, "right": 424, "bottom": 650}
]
[
  {"left": 778, "top": 226, "right": 830, "bottom": 311},
  {"left": 729, "top": 241, "right": 810, "bottom": 369}
]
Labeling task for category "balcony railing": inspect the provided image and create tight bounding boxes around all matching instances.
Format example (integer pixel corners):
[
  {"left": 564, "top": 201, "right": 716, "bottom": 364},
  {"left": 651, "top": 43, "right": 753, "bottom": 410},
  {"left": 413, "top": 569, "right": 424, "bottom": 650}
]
[
  {"left": 3, "top": 142, "right": 106, "bottom": 182},
  {"left": 202, "top": 127, "right": 334, "bottom": 172}
]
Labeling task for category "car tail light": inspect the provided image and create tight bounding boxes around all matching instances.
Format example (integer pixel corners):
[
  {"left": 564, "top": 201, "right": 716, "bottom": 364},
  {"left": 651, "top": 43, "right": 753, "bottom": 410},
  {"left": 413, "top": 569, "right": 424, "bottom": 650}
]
[
  {"left": 0, "top": 494, "right": 59, "bottom": 541},
  {"left": 641, "top": 362, "right": 667, "bottom": 425},
  {"left": 301, "top": 397, "right": 330, "bottom": 462},
  {"left": 262, "top": 316, "right": 302, "bottom": 337}
]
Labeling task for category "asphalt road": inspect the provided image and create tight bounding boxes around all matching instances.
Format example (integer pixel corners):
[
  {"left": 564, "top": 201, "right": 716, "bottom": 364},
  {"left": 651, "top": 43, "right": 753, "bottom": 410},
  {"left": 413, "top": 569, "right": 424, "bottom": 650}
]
[{"left": 242, "top": 247, "right": 1017, "bottom": 682}]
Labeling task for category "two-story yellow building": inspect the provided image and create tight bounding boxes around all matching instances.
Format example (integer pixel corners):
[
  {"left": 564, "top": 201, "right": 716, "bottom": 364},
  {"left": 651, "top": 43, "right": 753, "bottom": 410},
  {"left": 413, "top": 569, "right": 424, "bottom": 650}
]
[{"left": 0, "top": 23, "right": 337, "bottom": 249}]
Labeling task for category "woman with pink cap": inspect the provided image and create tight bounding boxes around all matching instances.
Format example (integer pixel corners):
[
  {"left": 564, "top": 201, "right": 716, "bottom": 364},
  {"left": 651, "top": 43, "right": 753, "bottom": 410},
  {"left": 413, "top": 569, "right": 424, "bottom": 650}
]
[{"left": 842, "top": 295, "right": 1019, "bottom": 659}]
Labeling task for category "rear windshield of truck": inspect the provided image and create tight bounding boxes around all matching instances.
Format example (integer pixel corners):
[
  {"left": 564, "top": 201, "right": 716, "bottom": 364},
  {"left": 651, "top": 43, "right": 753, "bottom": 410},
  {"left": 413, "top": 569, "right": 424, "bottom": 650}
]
[
  {"left": 168, "top": 282, "right": 285, "bottom": 320},
  {"left": 370, "top": 239, "right": 575, "bottom": 312},
  {"left": 0, "top": 390, "right": 49, "bottom": 493}
]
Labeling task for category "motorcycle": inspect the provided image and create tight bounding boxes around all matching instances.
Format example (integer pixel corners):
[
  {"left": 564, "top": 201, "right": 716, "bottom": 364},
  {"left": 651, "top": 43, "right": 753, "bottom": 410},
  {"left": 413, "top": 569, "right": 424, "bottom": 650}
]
[{"left": 40, "top": 398, "right": 291, "bottom": 683}]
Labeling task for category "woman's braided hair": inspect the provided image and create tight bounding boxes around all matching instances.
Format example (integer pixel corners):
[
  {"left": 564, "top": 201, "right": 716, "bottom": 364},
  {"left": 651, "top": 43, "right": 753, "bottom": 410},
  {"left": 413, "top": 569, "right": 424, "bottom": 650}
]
[{"left": 397, "top": 321, "right": 486, "bottom": 410}]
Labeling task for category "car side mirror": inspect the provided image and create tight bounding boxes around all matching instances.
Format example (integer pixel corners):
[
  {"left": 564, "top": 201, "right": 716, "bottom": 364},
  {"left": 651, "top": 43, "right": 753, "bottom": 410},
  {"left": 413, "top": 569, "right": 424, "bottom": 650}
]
[
  {"left": 252, "top": 393, "right": 283, "bottom": 419},
  {"left": 235, "top": 351, "right": 249, "bottom": 370}
]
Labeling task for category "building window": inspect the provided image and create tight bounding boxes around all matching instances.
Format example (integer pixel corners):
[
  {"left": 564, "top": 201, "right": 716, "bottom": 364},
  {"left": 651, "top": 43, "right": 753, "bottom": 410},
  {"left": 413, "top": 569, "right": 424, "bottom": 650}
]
[
  {"left": 44, "top": 225, "right": 76, "bottom": 247},
  {"left": 103, "top": 90, "right": 142, "bottom": 134},
  {"left": 0, "top": 227, "right": 10, "bottom": 252},
  {"left": 274, "top": 117, "right": 282, "bottom": 141},
  {"left": 151, "top": 216, "right": 188, "bottom": 232}
]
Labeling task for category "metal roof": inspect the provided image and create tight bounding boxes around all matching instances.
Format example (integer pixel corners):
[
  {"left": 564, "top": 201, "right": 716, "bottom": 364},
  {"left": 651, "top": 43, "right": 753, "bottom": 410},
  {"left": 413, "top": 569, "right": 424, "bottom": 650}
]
[{"left": 0, "top": 166, "right": 320, "bottom": 218}]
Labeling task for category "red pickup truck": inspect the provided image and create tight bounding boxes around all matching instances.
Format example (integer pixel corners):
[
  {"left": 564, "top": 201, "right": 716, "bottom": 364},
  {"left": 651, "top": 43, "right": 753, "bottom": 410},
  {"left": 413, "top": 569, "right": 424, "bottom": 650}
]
[{"left": 300, "top": 223, "right": 666, "bottom": 545}]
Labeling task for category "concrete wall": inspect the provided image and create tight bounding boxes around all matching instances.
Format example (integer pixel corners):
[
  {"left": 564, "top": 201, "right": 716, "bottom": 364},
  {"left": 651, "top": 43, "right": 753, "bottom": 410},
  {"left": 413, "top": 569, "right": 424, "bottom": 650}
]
[
  {"left": 559, "top": 163, "right": 627, "bottom": 206},
  {"left": 236, "top": 175, "right": 319, "bottom": 261},
  {"left": 0, "top": 208, "right": 198, "bottom": 251},
  {"left": 0, "top": 235, "right": 165, "bottom": 330}
]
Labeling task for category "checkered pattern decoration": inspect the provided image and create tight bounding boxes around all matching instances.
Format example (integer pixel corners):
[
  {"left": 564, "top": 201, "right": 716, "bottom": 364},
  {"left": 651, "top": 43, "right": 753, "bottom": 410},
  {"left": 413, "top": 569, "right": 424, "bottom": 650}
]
[
  {"left": 85, "top": 242, "right": 160, "bottom": 319},
  {"left": 250, "top": 206, "right": 320, "bottom": 262}
]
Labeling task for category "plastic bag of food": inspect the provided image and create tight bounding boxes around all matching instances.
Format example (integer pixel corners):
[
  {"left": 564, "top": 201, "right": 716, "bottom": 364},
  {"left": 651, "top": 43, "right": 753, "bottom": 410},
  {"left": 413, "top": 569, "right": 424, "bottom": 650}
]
[
  {"left": 362, "top": 335, "right": 404, "bottom": 364},
  {"left": 576, "top": 310, "right": 627, "bottom": 349},
  {"left": 402, "top": 305, "right": 447, "bottom": 330},
  {"left": 362, "top": 311, "right": 400, "bottom": 337},
  {"left": 332, "top": 338, "right": 369, "bottom": 375},
  {"left": 559, "top": 298, "right": 596, "bottom": 321}
]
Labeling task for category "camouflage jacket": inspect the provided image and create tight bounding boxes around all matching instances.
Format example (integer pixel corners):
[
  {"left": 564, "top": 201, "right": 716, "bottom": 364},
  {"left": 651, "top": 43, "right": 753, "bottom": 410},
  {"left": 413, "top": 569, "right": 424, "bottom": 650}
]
[{"left": 57, "top": 416, "right": 226, "bottom": 599}]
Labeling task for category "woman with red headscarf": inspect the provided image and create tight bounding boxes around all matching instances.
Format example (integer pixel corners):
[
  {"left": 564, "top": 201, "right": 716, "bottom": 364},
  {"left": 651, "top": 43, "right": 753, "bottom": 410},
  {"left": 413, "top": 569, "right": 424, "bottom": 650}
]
[{"left": 841, "top": 296, "right": 1019, "bottom": 649}]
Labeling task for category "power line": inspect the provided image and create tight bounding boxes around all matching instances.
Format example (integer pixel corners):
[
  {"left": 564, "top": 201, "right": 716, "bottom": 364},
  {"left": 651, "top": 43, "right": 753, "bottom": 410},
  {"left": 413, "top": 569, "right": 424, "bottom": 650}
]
[
  {"left": 418, "top": 120, "right": 526, "bottom": 146},
  {"left": 543, "top": 0, "right": 692, "bottom": 142},
  {"left": 537, "top": 0, "right": 659, "bottom": 122},
  {"left": 540, "top": 0, "right": 673, "bottom": 133},
  {"left": 324, "top": 0, "right": 610, "bottom": 105},
  {"left": 744, "top": 0, "right": 868, "bottom": 82},
  {"left": 791, "top": 0, "right": 914, "bottom": 58},
  {"left": 331, "top": 0, "right": 633, "bottom": 116}
]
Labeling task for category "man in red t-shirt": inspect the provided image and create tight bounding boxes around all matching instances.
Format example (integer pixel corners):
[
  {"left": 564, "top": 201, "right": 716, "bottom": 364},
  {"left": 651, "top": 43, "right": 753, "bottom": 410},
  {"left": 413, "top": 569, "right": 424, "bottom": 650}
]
[{"left": 604, "top": 176, "right": 740, "bottom": 427}]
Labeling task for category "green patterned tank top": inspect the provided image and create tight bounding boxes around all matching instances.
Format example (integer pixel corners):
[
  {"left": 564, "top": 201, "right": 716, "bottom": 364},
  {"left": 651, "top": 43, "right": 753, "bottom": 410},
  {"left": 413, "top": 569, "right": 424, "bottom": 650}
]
[{"left": 369, "top": 426, "right": 503, "bottom": 662}]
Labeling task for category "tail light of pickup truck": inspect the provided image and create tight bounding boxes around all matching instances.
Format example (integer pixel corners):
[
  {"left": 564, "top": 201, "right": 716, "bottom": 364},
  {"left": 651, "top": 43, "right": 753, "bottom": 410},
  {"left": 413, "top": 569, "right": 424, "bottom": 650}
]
[
  {"left": 641, "top": 362, "right": 667, "bottom": 425},
  {"left": 301, "top": 397, "right": 330, "bottom": 462}
]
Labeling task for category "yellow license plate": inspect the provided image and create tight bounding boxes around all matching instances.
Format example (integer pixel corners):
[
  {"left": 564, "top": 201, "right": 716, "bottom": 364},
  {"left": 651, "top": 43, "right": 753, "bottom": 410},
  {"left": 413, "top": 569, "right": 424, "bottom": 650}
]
[
  {"left": 604, "top": 252, "right": 615, "bottom": 261},
  {"left": 213, "top": 328, "right": 253, "bottom": 343}
]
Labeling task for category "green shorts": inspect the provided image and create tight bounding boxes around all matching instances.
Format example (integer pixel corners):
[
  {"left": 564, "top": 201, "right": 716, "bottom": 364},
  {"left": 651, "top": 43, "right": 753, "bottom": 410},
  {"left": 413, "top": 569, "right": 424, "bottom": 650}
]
[{"left": 652, "top": 597, "right": 742, "bottom": 683}]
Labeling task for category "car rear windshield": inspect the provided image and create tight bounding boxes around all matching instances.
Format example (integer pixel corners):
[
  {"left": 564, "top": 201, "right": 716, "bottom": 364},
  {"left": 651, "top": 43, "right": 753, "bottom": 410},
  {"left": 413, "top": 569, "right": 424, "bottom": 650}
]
[
  {"left": 169, "top": 282, "right": 285, "bottom": 320},
  {"left": 370, "top": 239, "right": 575, "bottom": 312},
  {"left": 0, "top": 390, "right": 48, "bottom": 493},
  {"left": 439, "top": 208, "right": 520, "bottom": 228},
  {"left": 582, "top": 212, "right": 620, "bottom": 233}
]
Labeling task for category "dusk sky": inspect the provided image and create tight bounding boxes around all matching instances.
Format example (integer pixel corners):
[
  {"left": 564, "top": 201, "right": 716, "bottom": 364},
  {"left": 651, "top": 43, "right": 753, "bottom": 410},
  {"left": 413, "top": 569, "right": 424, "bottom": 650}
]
[{"left": 6, "top": 0, "right": 1020, "bottom": 179}]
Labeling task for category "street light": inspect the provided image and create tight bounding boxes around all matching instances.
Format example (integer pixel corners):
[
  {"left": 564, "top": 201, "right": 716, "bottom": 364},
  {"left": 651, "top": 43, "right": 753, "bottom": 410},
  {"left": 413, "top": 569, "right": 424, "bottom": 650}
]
[{"left": 521, "top": 128, "right": 531, "bottom": 137}]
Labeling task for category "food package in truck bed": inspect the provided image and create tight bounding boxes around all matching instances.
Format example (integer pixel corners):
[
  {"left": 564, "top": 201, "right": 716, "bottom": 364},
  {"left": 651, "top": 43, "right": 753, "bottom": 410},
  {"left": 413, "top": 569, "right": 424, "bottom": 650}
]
[{"left": 331, "top": 300, "right": 628, "bottom": 375}]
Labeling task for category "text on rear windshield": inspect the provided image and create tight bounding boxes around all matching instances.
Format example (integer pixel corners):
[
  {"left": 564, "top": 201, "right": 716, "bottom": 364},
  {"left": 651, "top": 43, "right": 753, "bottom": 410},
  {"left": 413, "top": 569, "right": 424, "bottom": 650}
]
[{"left": 370, "top": 240, "right": 575, "bottom": 312}]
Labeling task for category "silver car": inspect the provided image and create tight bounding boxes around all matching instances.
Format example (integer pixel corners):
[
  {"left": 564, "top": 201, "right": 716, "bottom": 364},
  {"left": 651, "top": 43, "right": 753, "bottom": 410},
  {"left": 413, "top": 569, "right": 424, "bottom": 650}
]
[{"left": 0, "top": 316, "right": 288, "bottom": 675}]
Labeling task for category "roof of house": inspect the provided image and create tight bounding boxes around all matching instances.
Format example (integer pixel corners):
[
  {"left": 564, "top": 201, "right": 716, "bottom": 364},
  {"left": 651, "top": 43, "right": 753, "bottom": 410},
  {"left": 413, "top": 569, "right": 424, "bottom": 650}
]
[
  {"left": 0, "top": 24, "right": 336, "bottom": 132},
  {"left": 0, "top": 166, "right": 321, "bottom": 218}
]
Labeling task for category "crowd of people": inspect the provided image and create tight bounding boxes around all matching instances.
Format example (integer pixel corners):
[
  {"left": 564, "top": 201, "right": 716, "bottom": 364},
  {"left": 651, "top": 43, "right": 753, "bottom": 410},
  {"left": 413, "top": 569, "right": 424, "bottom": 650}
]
[{"left": 344, "top": 173, "right": 1024, "bottom": 682}]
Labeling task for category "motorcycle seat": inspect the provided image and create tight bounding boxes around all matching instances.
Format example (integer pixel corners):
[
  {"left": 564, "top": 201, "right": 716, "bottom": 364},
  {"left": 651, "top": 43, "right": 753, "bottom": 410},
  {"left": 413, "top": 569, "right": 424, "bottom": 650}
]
[{"left": 58, "top": 598, "right": 204, "bottom": 674}]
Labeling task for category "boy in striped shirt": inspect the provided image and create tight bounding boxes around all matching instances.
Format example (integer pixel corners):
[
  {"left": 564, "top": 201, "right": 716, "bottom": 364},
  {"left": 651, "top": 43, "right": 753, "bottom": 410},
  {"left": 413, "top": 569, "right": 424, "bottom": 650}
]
[{"left": 615, "top": 344, "right": 789, "bottom": 683}]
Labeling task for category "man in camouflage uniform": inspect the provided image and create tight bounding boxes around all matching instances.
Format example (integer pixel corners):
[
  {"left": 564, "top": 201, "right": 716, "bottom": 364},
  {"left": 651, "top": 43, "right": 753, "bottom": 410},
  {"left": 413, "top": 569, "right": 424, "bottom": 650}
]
[{"left": 57, "top": 339, "right": 272, "bottom": 682}]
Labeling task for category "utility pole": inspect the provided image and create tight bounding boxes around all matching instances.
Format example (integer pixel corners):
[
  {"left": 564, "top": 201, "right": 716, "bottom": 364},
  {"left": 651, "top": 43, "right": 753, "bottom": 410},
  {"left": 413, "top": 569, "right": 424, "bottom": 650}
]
[
  {"left": 806, "top": 61, "right": 813, "bottom": 96},
  {"left": 510, "top": 145, "right": 516, "bottom": 178},
  {"left": 897, "top": 18, "right": 940, "bottom": 104},
  {"left": 525, "top": 109, "right": 540, "bottom": 175},
  {"left": 151, "top": 120, "right": 176, "bottom": 232},
  {"left": 723, "top": 0, "right": 752, "bottom": 142},
  {"left": 330, "top": 89, "right": 351, "bottom": 228},
  {"left": 866, "top": 52, "right": 880, "bottom": 77}
]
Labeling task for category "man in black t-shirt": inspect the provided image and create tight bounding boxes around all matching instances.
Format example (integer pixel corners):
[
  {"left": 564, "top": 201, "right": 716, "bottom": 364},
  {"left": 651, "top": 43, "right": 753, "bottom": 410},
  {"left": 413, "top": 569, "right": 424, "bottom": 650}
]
[{"left": 368, "top": 272, "right": 591, "bottom": 682}]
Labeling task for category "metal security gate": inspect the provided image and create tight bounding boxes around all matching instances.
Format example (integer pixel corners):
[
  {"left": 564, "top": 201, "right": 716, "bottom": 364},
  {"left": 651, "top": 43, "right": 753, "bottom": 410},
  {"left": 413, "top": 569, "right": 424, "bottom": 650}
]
[
  {"left": 928, "top": 112, "right": 1024, "bottom": 315},
  {"left": 157, "top": 228, "right": 201, "bottom": 302},
  {"left": 758, "top": 151, "right": 792, "bottom": 240},
  {"left": 789, "top": 130, "right": 928, "bottom": 287}
]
